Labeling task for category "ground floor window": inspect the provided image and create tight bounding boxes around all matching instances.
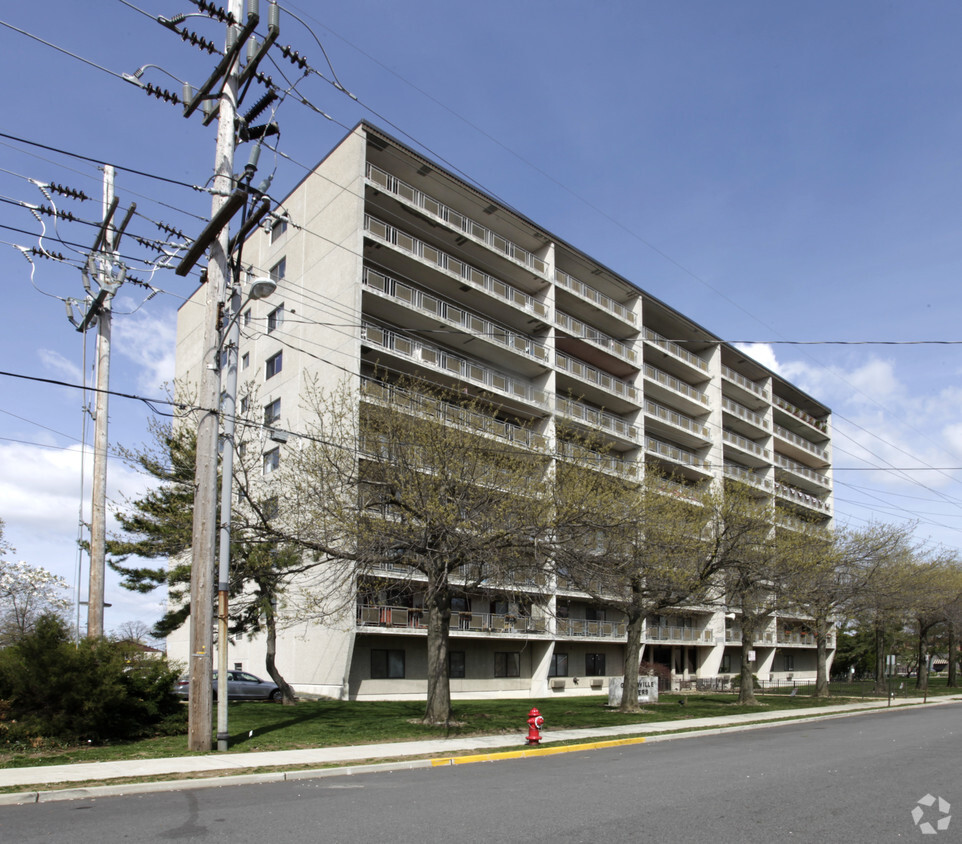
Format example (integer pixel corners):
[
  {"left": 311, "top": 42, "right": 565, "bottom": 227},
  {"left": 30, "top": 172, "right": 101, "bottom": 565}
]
[
  {"left": 371, "top": 649, "right": 405, "bottom": 679},
  {"left": 449, "top": 651, "right": 465, "bottom": 678},
  {"left": 585, "top": 653, "right": 606, "bottom": 676},
  {"left": 783, "top": 653, "right": 794, "bottom": 672},
  {"left": 720, "top": 652, "right": 732, "bottom": 673},
  {"left": 549, "top": 652, "right": 568, "bottom": 677},
  {"left": 494, "top": 652, "right": 520, "bottom": 678}
]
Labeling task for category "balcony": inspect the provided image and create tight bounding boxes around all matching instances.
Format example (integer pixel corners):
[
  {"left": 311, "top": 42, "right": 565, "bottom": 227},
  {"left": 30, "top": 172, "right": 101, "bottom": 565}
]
[
  {"left": 774, "top": 395, "right": 828, "bottom": 434},
  {"left": 556, "top": 351, "right": 639, "bottom": 407},
  {"left": 363, "top": 267, "right": 549, "bottom": 367},
  {"left": 558, "top": 441, "right": 639, "bottom": 479},
  {"left": 646, "top": 626, "right": 714, "bottom": 644},
  {"left": 645, "top": 436, "right": 709, "bottom": 472},
  {"left": 723, "top": 429, "right": 771, "bottom": 462},
  {"left": 643, "top": 327, "right": 710, "bottom": 374},
  {"left": 554, "top": 311, "right": 638, "bottom": 367},
  {"left": 364, "top": 215, "right": 549, "bottom": 322},
  {"left": 643, "top": 363, "right": 710, "bottom": 414},
  {"left": 645, "top": 399, "right": 711, "bottom": 444},
  {"left": 722, "top": 365, "right": 770, "bottom": 402},
  {"left": 723, "top": 462, "right": 773, "bottom": 492},
  {"left": 775, "top": 481, "right": 831, "bottom": 514},
  {"left": 367, "top": 163, "right": 548, "bottom": 277},
  {"left": 357, "top": 604, "right": 549, "bottom": 635},
  {"left": 774, "top": 453, "right": 831, "bottom": 490},
  {"left": 556, "top": 618, "right": 627, "bottom": 638},
  {"left": 777, "top": 630, "right": 817, "bottom": 647},
  {"left": 361, "top": 322, "right": 548, "bottom": 409},
  {"left": 723, "top": 396, "right": 771, "bottom": 433},
  {"left": 725, "top": 629, "right": 775, "bottom": 645},
  {"left": 556, "top": 396, "right": 639, "bottom": 443},
  {"left": 774, "top": 425, "right": 829, "bottom": 465},
  {"left": 360, "top": 378, "right": 547, "bottom": 450},
  {"left": 554, "top": 268, "right": 636, "bottom": 327}
]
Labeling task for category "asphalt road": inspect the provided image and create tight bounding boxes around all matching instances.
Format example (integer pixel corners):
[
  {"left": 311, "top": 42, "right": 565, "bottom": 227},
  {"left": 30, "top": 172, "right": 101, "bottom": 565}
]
[{"left": 1, "top": 703, "right": 960, "bottom": 843}]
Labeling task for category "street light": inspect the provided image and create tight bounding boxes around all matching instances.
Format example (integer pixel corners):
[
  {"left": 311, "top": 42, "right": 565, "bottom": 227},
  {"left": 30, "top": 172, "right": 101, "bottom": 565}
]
[{"left": 216, "top": 274, "right": 276, "bottom": 751}]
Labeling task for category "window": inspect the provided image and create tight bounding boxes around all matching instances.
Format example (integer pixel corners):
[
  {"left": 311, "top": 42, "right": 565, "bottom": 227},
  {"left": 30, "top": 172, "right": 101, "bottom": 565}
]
[
  {"left": 269, "top": 258, "right": 286, "bottom": 282},
  {"left": 585, "top": 653, "right": 606, "bottom": 676},
  {"left": 270, "top": 218, "right": 287, "bottom": 244},
  {"left": 264, "top": 398, "right": 281, "bottom": 425},
  {"left": 783, "top": 653, "right": 795, "bottom": 672},
  {"left": 243, "top": 308, "right": 251, "bottom": 327},
  {"left": 265, "top": 351, "right": 283, "bottom": 379},
  {"left": 449, "top": 651, "right": 465, "bottom": 679},
  {"left": 263, "top": 496, "right": 279, "bottom": 520},
  {"left": 371, "top": 649, "right": 405, "bottom": 679},
  {"left": 549, "top": 652, "right": 568, "bottom": 678},
  {"left": 267, "top": 303, "right": 284, "bottom": 334},
  {"left": 240, "top": 396, "right": 249, "bottom": 414},
  {"left": 263, "top": 448, "right": 280, "bottom": 474},
  {"left": 494, "top": 652, "right": 520, "bottom": 678},
  {"left": 241, "top": 352, "right": 249, "bottom": 370},
  {"left": 720, "top": 653, "right": 732, "bottom": 673}
]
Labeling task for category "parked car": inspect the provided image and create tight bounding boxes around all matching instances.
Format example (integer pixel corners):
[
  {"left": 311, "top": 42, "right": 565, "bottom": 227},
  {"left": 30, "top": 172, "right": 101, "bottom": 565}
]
[{"left": 174, "top": 670, "right": 282, "bottom": 701}]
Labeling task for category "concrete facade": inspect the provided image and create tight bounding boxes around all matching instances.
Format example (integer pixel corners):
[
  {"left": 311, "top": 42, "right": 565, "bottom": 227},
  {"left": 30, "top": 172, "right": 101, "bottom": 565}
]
[{"left": 171, "top": 122, "right": 835, "bottom": 699}]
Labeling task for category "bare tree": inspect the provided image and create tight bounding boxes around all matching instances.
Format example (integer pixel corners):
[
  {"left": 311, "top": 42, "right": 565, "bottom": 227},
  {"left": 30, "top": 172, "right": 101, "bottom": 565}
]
[
  {"left": 273, "top": 376, "right": 549, "bottom": 725},
  {"left": 550, "top": 445, "right": 712, "bottom": 711}
]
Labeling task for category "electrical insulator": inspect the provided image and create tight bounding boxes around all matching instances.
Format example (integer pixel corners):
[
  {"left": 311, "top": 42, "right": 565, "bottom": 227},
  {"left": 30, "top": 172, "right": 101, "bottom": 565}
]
[{"left": 268, "top": 2, "right": 279, "bottom": 30}]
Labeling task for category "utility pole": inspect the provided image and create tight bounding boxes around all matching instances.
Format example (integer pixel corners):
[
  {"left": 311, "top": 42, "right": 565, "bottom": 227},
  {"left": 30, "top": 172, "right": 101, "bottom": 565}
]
[
  {"left": 172, "top": 0, "right": 280, "bottom": 752},
  {"left": 71, "top": 165, "right": 134, "bottom": 639}
]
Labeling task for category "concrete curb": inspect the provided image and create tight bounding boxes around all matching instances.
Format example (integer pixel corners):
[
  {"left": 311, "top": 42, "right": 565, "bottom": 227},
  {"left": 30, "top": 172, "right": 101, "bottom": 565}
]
[{"left": 1, "top": 696, "right": 958, "bottom": 806}]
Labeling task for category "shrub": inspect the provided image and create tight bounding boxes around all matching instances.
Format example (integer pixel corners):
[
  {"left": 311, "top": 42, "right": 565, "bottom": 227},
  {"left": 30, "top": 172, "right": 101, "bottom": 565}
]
[
  {"left": 731, "top": 673, "right": 760, "bottom": 690},
  {"left": 0, "top": 614, "right": 186, "bottom": 744}
]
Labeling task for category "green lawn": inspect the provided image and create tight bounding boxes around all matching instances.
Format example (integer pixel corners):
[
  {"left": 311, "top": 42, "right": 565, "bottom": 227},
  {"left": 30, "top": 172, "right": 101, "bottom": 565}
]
[{"left": 0, "top": 691, "right": 885, "bottom": 770}]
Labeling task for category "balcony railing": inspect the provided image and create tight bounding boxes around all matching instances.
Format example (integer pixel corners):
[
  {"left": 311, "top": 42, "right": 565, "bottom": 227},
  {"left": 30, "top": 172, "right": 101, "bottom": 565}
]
[
  {"left": 645, "top": 399, "right": 710, "bottom": 440},
  {"left": 364, "top": 215, "right": 549, "bottom": 320},
  {"left": 357, "top": 604, "right": 549, "bottom": 635},
  {"left": 774, "top": 425, "right": 829, "bottom": 462},
  {"left": 363, "top": 268, "right": 549, "bottom": 365},
  {"left": 773, "top": 395, "right": 828, "bottom": 433},
  {"left": 556, "top": 352, "right": 639, "bottom": 404},
  {"left": 646, "top": 626, "right": 714, "bottom": 644},
  {"left": 726, "top": 629, "right": 775, "bottom": 644},
  {"left": 643, "top": 327, "right": 709, "bottom": 373},
  {"left": 724, "top": 462, "right": 773, "bottom": 491},
  {"left": 557, "top": 396, "right": 639, "bottom": 442},
  {"left": 723, "top": 396, "right": 771, "bottom": 431},
  {"left": 367, "top": 163, "right": 548, "bottom": 276},
  {"left": 644, "top": 364, "right": 710, "bottom": 407},
  {"left": 556, "top": 618, "right": 627, "bottom": 638},
  {"left": 554, "top": 269, "right": 636, "bottom": 325},
  {"left": 361, "top": 378, "right": 546, "bottom": 450},
  {"left": 722, "top": 365, "right": 770, "bottom": 401},
  {"left": 723, "top": 429, "right": 771, "bottom": 461},
  {"left": 777, "top": 631, "right": 816, "bottom": 646},
  {"left": 774, "top": 454, "right": 830, "bottom": 488},
  {"left": 775, "top": 482, "right": 831, "bottom": 514},
  {"left": 362, "top": 322, "right": 548, "bottom": 408},
  {"left": 558, "top": 441, "right": 639, "bottom": 478},
  {"left": 554, "top": 311, "right": 637, "bottom": 366},
  {"left": 646, "top": 436, "right": 709, "bottom": 470}
]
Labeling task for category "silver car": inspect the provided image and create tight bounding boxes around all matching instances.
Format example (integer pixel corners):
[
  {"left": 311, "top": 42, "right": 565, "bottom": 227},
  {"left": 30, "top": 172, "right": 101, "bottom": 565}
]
[{"left": 175, "top": 670, "right": 282, "bottom": 701}]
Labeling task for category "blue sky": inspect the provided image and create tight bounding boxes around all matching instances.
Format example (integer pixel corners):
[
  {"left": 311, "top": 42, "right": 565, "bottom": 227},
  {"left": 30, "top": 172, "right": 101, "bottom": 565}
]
[{"left": 2, "top": 1, "right": 962, "bottom": 635}]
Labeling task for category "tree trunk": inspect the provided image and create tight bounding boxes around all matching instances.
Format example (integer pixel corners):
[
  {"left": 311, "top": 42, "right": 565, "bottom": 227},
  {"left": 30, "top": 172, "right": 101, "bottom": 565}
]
[
  {"left": 738, "top": 634, "right": 757, "bottom": 705},
  {"left": 916, "top": 627, "right": 928, "bottom": 692},
  {"left": 619, "top": 607, "right": 645, "bottom": 712},
  {"left": 814, "top": 618, "right": 829, "bottom": 698},
  {"left": 948, "top": 622, "right": 958, "bottom": 687},
  {"left": 263, "top": 593, "right": 296, "bottom": 704},
  {"left": 873, "top": 622, "right": 887, "bottom": 695},
  {"left": 422, "top": 579, "right": 452, "bottom": 725}
]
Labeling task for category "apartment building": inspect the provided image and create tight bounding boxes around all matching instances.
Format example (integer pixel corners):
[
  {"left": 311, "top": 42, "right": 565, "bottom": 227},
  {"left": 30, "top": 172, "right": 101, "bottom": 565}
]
[{"left": 171, "top": 121, "right": 834, "bottom": 699}]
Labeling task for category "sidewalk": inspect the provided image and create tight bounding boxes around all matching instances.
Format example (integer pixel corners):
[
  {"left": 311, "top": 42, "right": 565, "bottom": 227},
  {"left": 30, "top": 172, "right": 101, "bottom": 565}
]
[{"left": 1, "top": 696, "right": 958, "bottom": 803}]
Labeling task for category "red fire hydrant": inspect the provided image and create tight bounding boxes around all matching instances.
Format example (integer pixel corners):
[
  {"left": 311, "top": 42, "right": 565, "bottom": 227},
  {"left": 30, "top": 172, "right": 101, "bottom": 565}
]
[{"left": 526, "top": 707, "right": 545, "bottom": 745}]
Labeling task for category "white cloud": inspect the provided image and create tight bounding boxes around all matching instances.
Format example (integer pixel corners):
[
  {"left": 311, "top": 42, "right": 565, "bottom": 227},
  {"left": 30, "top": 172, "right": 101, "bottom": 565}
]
[
  {"left": 113, "top": 306, "right": 177, "bottom": 393},
  {"left": 37, "top": 348, "right": 83, "bottom": 384},
  {"left": 732, "top": 342, "right": 781, "bottom": 374}
]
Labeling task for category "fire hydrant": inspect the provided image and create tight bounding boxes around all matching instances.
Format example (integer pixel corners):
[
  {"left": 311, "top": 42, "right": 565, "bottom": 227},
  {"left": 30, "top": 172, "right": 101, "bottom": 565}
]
[{"left": 526, "top": 707, "right": 545, "bottom": 745}]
